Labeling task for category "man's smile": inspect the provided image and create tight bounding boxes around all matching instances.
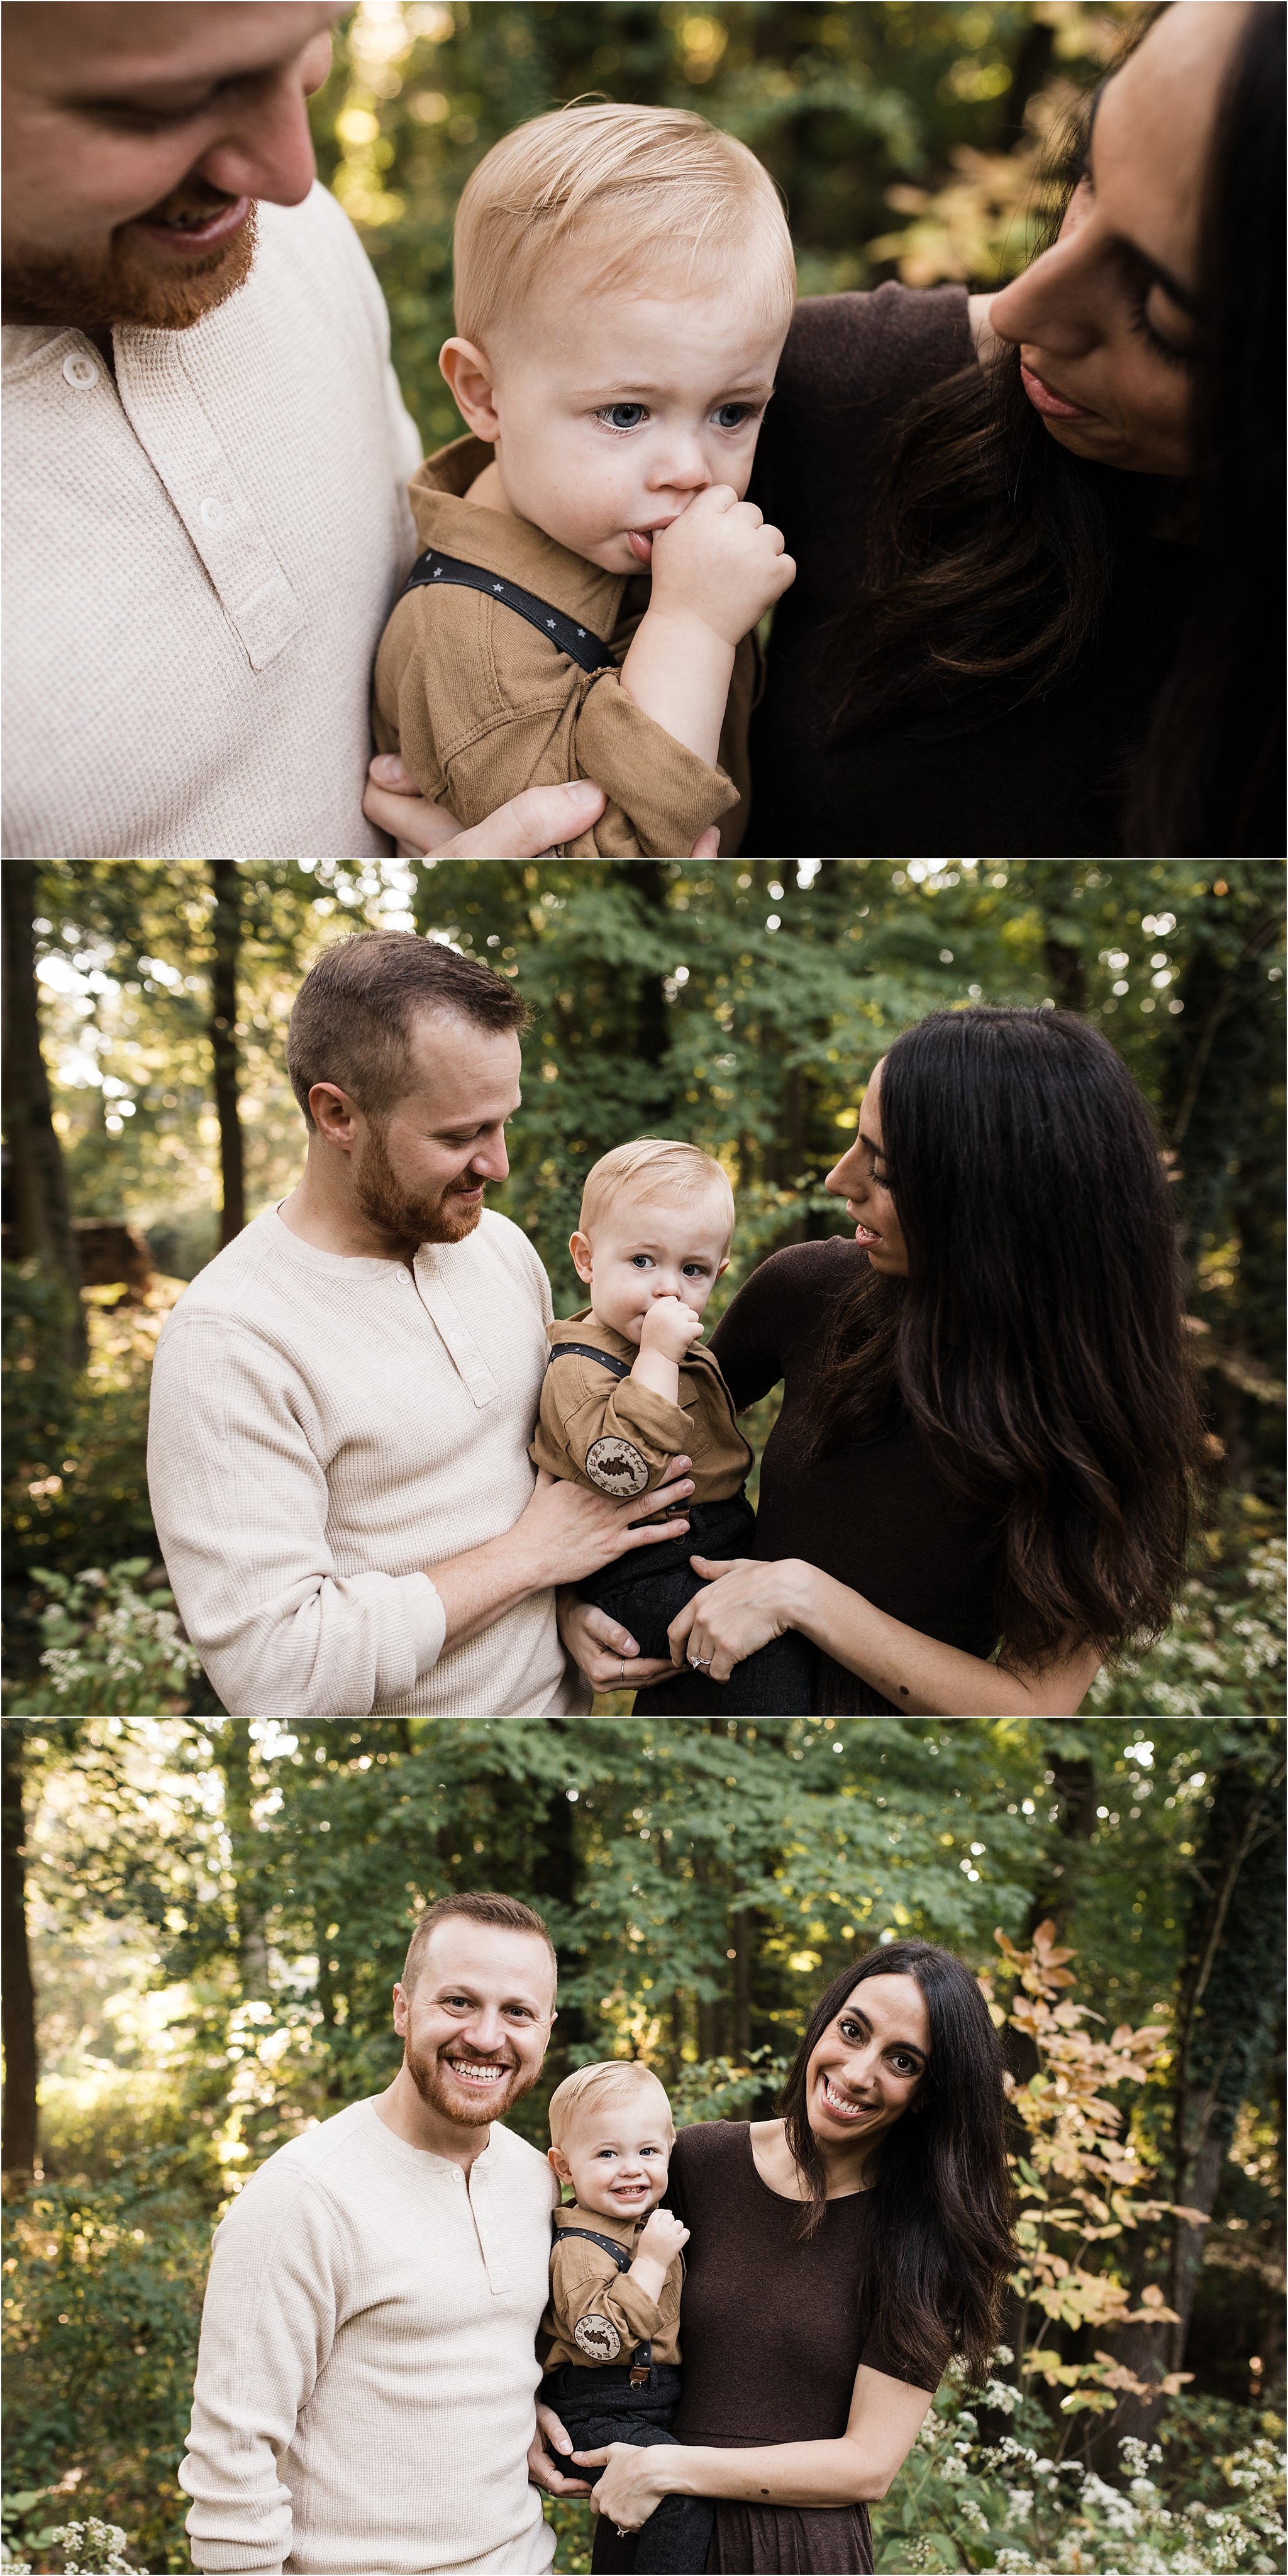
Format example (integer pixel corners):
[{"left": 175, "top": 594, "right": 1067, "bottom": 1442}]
[{"left": 443, "top": 2054, "right": 513, "bottom": 2090}]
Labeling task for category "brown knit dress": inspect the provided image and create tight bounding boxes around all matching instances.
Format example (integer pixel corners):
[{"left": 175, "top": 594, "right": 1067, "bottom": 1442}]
[{"left": 589, "top": 2121, "right": 943, "bottom": 2575}]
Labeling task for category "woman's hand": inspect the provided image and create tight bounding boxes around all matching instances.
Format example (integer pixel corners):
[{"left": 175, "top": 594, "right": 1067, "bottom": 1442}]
[
  {"left": 557, "top": 1595, "right": 683, "bottom": 1694},
  {"left": 528, "top": 2403, "right": 593, "bottom": 2500},
  {"left": 575, "top": 2441, "right": 674, "bottom": 2530},
  {"left": 363, "top": 754, "right": 723, "bottom": 858},
  {"left": 668, "top": 1554, "right": 809, "bottom": 1682}
]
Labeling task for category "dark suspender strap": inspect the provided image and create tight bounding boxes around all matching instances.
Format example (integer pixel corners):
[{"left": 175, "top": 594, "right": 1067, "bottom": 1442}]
[
  {"left": 401, "top": 548, "right": 615, "bottom": 675},
  {"left": 554, "top": 2225, "right": 653, "bottom": 2379},
  {"left": 546, "top": 1342, "right": 633, "bottom": 1381}
]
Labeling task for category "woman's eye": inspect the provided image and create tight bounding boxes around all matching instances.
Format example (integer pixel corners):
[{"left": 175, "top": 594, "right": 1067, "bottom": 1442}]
[
  {"left": 598, "top": 403, "right": 648, "bottom": 431},
  {"left": 713, "top": 404, "right": 753, "bottom": 430}
]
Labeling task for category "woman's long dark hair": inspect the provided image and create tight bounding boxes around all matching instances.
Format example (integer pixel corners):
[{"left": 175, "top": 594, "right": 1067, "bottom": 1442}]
[
  {"left": 779, "top": 1944, "right": 1014, "bottom": 2388},
  {"left": 830, "top": 3, "right": 1284, "bottom": 856},
  {"left": 811, "top": 1008, "right": 1207, "bottom": 1670}
]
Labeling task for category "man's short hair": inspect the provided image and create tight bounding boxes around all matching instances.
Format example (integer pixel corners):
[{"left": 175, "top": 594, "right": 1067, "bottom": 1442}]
[
  {"left": 400, "top": 1891, "right": 557, "bottom": 1994},
  {"left": 578, "top": 1138, "right": 735, "bottom": 1244},
  {"left": 548, "top": 2059, "right": 674, "bottom": 2153},
  {"left": 453, "top": 102, "right": 796, "bottom": 352},
  {"left": 286, "top": 932, "right": 531, "bottom": 1130}
]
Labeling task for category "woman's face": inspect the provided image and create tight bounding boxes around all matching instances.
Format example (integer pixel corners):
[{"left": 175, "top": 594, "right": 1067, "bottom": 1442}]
[
  {"left": 988, "top": 1, "right": 1250, "bottom": 476},
  {"left": 825, "top": 1056, "right": 909, "bottom": 1276},
  {"left": 805, "top": 1972, "right": 930, "bottom": 2153}
]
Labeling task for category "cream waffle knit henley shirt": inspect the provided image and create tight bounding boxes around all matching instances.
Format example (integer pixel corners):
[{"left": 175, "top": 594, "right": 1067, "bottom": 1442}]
[
  {"left": 147, "top": 1204, "right": 591, "bottom": 1718},
  {"left": 3, "top": 182, "right": 420, "bottom": 859},
  {"left": 179, "top": 2097, "right": 560, "bottom": 2576}
]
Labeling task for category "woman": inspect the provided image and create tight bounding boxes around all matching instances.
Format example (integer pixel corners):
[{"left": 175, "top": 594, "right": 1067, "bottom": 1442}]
[
  {"left": 571, "top": 1940, "right": 1013, "bottom": 2573},
  {"left": 576, "top": 1004, "right": 1206, "bottom": 1717},
  {"left": 746, "top": 0, "right": 1284, "bottom": 858},
  {"left": 366, "top": 1, "right": 1282, "bottom": 862}
]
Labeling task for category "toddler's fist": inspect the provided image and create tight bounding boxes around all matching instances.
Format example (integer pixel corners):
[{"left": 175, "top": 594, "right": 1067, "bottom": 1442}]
[
  {"left": 636, "top": 2206, "right": 689, "bottom": 2264},
  {"left": 639, "top": 1296, "right": 705, "bottom": 1361},
  {"left": 650, "top": 485, "right": 796, "bottom": 648}
]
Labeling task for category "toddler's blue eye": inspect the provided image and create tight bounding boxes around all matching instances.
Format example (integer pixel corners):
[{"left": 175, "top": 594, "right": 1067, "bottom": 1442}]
[
  {"left": 600, "top": 403, "right": 648, "bottom": 431},
  {"left": 713, "top": 404, "right": 752, "bottom": 430}
]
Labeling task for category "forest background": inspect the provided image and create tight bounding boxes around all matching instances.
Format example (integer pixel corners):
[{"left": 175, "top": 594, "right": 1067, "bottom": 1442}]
[
  {"left": 1, "top": 1713, "right": 1283, "bottom": 2575},
  {"left": 3, "top": 856, "right": 1284, "bottom": 1718}
]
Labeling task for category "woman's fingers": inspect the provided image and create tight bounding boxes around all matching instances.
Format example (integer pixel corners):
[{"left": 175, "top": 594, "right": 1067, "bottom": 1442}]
[{"left": 667, "top": 1595, "right": 699, "bottom": 1661}]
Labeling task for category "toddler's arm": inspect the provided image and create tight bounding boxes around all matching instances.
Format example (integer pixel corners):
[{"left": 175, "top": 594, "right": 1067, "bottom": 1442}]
[
  {"left": 630, "top": 1297, "right": 706, "bottom": 1408},
  {"left": 626, "top": 2206, "right": 690, "bottom": 2306},
  {"left": 620, "top": 487, "right": 796, "bottom": 767}
]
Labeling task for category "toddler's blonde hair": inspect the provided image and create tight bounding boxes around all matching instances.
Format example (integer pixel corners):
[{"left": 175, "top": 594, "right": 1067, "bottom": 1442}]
[
  {"left": 548, "top": 2057, "right": 675, "bottom": 2153},
  {"left": 453, "top": 101, "right": 796, "bottom": 350},
  {"left": 579, "top": 1137, "right": 735, "bottom": 1244}
]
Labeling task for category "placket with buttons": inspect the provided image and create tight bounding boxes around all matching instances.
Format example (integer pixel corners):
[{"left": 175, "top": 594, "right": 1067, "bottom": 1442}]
[
  {"left": 466, "top": 2162, "right": 513, "bottom": 2295},
  {"left": 410, "top": 1258, "right": 501, "bottom": 1410},
  {"left": 111, "top": 327, "right": 305, "bottom": 672}
]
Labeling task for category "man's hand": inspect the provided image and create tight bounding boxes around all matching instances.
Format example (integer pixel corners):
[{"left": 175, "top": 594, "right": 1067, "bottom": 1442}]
[
  {"left": 557, "top": 1595, "right": 682, "bottom": 1694},
  {"left": 363, "top": 755, "right": 722, "bottom": 858},
  {"left": 649, "top": 485, "right": 796, "bottom": 648},
  {"left": 528, "top": 2402, "right": 593, "bottom": 2499},
  {"left": 638, "top": 1296, "right": 705, "bottom": 1363}
]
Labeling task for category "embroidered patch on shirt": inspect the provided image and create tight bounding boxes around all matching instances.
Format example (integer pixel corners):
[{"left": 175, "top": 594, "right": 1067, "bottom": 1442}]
[
  {"left": 586, "top": 1436, "right": 649, "bottom": 1497},
  {"left": 574, "top": 2313, "right": 623, "bottom": 2362}
]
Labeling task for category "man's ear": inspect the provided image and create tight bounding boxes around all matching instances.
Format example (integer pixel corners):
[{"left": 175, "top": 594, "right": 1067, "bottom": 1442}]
[
  {"left": 309, "top": 1080, "right": 358, "bottom": 1149},
  {"left": 569, "top": 1230, "right": 595, "bottom": 1285},
  {"left": 440, "top": 336, "right": 502, "bottom": 441},
  {"left": 392, "top": 1981, "right": 409, "bottom": 2036}
]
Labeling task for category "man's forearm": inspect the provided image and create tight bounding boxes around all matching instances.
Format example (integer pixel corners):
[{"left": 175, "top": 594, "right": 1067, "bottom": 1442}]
[{"left": 426, "top": 1523, "right": 553, "bottom": 1652}]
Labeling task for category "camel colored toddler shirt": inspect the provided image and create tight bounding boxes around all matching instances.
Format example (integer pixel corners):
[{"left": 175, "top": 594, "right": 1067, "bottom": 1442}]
[
  {"left": 530, "top": 1309, "right": 752, "bottom": 1504},
  {"left": 180, "top": 2099, "right": 558, "bottom": 2576},
  {"left": 373, "top": 434, "right": 758, "bottom": 856},
  {"left": 541, "top": 2201, "right": 684, "bottom": 2373}
]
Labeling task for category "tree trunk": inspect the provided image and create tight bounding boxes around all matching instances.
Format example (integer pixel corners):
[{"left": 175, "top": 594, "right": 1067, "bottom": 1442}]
[
  {"left": 1, "top": 1726, "right": 40, "bottom": 2184},
  {"left": 1167, "top": 1735, "right": 1286, "bottom": 2371},
  {"left": 210, "top": 861, "right": 246, "bottom": 1246},
  {"left": 2, "top": 862, "right": 87, "bottom": 1366},
  {"left": 730, "top": 1910, "right": 752, "bottom": 2057},
  {"left": 631, "top": 863, "right": 670, "bottom": 1080},
  {"left": 216, "top": 1722, "right": 270, "bottom": 1996}
]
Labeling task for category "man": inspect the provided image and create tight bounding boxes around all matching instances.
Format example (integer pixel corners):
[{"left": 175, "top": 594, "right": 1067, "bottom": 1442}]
[
  {"left": 180, "top": 1891, "right": 595, "bottom": 2576},
  {"left": 147, "top": 932, "right": 691, "bottom": 1715},
  {"left": 1, "top": 2, "right": 626, "bottom": 861}
]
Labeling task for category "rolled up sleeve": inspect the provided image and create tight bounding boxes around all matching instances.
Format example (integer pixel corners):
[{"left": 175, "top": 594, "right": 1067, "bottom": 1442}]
[
  {"left": 569, "top": 672, "right": 738, "bottom": 858},
  {"left": 147, "top": 1316, "right": 446, "bottom": 1717},
  {"left": 547, "top": 2242, "right": 662, "bottom": 2362}
]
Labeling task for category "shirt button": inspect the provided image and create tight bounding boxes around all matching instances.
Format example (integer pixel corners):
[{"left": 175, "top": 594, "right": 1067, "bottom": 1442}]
[
  {"left": 63, "top": 353, "right": 99, "bottom": 389},
  {"left": 200, "top": 497, "right": 232, "bottom": 529}
]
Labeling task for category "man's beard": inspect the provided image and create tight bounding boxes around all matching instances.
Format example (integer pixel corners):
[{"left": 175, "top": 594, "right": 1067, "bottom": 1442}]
[
  {"left": 3, "top": 186, "right": 257, "bottom": 334},
  {"left": 404, "top": 2036, "right": 535, "bottom": 2130},
  {"left": 353, "top": 1118, "right": 486, "bottom": 1252}
]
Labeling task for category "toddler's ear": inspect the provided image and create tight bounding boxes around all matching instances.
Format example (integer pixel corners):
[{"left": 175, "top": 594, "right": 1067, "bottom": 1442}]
[
  {"left": 547, "top": 2145, "right": 572, "bottom": 2184},
  {"left": 440, "top": 337, "right": 502, "bottom": 441},
  {"left": 569, "top": 1230, "right": 595, "bottom": 1285}
]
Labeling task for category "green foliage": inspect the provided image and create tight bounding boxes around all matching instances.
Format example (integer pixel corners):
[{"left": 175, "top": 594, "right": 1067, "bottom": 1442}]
[
  {"left": 871, "top": 2382, "right": 1285, "bottom": 2572},
  {"left": 3, "top": 1562, "right": 203, "bottom": 1719},
  {"left": 306, "top": 3, "right": 1137, "bottom": 450},
  {"left": 1087, "top": 1526, "right": 1286, "bottom": 1718},
  {"left": 3, "top": 2159, "right": 213, "bottom": 2573}
]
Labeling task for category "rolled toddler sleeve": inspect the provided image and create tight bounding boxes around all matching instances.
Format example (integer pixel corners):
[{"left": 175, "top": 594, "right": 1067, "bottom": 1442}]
[
  {"left": 530, "top": 1357, "right": 691, "bottom": 1498},
  {"left": 545, "top": 2239, "right": 662, "bottom": 2364}
]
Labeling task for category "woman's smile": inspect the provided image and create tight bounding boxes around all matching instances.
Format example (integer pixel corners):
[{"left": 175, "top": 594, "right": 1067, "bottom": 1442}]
[
  {"left": 1019, "top": 362, "right": 1097, "bottom": 422},
  {"left": 817, "top": 2070, "right": 877, "bottom": 2124}
]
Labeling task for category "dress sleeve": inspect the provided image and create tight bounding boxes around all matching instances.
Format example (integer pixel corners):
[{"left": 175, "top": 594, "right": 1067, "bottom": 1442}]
[{"left": 708, "top": 1257, "right": 793, "bottom": 1410}]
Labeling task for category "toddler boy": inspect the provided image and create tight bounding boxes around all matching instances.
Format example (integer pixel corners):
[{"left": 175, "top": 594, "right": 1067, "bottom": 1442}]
[
  {"left": 530, "top": 1138, "right": 812, "bottom": 1713},
  {"left": 374, "top": 101, "right": 796, "bottom": 856},
  {"left": 540, "top": 2060, "right": 711, "bottom": 2575}
]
